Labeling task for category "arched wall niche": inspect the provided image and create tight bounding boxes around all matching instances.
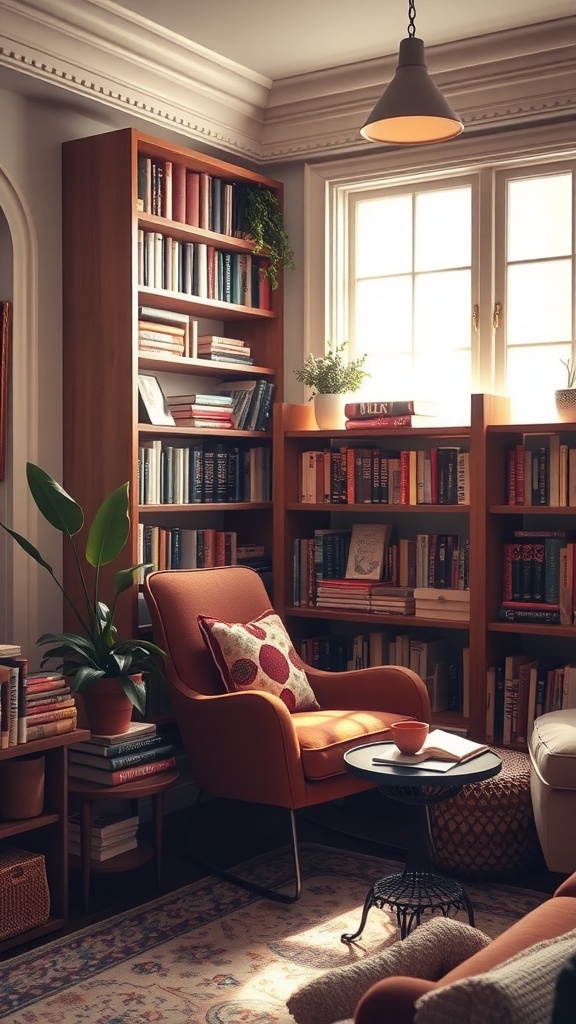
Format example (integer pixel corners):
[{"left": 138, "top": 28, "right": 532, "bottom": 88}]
[{"left": 0, "top": 163, "right": 44, "bottom": 660}]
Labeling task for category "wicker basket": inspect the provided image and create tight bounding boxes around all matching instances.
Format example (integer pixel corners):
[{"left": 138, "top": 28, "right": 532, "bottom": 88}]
[{"left": 0, "top": 846, "right": 50, "bottom": 940}]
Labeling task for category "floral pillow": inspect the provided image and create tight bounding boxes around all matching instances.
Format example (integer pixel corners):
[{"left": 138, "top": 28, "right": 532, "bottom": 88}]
[{"left": 197, "top": 610, "right": 320, "bottom": 712}]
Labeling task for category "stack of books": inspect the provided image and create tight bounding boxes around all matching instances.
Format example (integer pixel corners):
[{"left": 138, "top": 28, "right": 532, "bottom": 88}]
[
  {"left": 343, "top": 399, "right": 442, "bottom": 430},
  {"left": 25, "top": 671, "right": 77, "bottom": 743},
  {"left": 197, "top": 334, "right": 253, "bottom": 364},
  {"left": 67, "top": 721, "right": 177, "bottom": 787},
  {"left": 166, "top": 393, "right": 235, "bottom": 430},
  {"left": 68, "top": 811, "right": 140, "bottom": 862},
  {"left": 369, "top": 587, "right": 416, "bottom": 615}
]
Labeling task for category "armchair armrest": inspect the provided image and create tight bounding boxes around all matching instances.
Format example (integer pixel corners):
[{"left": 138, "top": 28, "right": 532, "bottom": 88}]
[
  {"left": 305, "top": 664, "right": 430, "bottom": 722},
  {"left": 171, "top": 688, "right": 308, "bottom": 807}
]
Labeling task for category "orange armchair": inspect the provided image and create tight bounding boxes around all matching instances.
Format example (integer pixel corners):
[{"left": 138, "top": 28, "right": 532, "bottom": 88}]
[{"left": 144, "top": 566, "right": 430, "bottom": 900}]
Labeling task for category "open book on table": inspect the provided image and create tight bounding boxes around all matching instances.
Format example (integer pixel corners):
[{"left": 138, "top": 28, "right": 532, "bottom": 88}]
[{"left": 372, "top": 729, "right": 489, "bottom": 773}]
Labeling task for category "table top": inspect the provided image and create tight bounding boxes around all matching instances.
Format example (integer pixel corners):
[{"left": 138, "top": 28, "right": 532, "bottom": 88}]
[
  {"left": 344, "top": 742, "right": 502, "bottom": 788},
  {"left": 68, "top": 767, "right": 180, "bottom": 799}
]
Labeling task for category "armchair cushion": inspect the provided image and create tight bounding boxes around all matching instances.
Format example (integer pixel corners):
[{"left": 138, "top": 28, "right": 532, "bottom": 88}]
[{"left": 198, "top": 609, "right": 320, "bottom": 712}]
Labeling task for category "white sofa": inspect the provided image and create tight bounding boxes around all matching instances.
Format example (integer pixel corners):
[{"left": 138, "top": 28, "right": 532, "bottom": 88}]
[{"left": 529, "top": 708, "right": 576, "bottom": 874}]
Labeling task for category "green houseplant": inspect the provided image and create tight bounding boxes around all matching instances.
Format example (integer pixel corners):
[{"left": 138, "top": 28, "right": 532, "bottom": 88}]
[
  {"left": 294, "top": 341, "right": 371, "bottom": 431},
  {"left": 241, "top": 184, "right": 295, "bottom": 291},
  {"left": 0, "top": 464, "right": 165, "bottom": 732}
]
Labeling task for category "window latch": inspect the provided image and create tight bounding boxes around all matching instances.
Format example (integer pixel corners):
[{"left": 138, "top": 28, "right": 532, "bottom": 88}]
[{"left": 493, "top": 302, "right": 502, "bottom": 329}]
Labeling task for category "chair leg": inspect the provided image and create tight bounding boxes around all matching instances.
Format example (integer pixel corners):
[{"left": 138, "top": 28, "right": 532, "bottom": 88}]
[{"left": 184, "top": 796, "right": 303, "bottom": 903}]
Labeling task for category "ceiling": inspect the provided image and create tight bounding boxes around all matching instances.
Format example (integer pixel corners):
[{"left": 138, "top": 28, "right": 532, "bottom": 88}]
[{"left": 112, "top": 0, "right": 576, "bottom": 80}]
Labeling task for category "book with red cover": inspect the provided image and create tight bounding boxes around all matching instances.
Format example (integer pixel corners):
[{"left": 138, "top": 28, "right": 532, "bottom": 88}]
[
  {"left": 68, "top": 755, "right": 177, "bottom": 786},
  {"left": 172, "top": 162, "right": 187, "bottom": 223},
  {"left": 26, "top": 715, "right": 77, "bottom": 742}
]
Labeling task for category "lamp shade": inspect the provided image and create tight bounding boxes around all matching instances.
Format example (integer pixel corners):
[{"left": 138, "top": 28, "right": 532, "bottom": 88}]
[{"left": 361, "top": 36, "right": 464, "bottom": 145}]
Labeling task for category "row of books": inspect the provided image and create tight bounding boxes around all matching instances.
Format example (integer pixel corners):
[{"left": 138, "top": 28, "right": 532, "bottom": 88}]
[
  {"left": 293, "top": 529, "right": 470, "bottom": 607},
  {"left": 486, "top": 655, "right": 576, "bottom": 747},
  {"left": 139, "top": 527, "right": 239, "bottom": 571},
  {"left": 0, "top": 655, "right": 78, "bottom": 746},
  {"left": 137, "top": 231, "right": 271, "bottom": 310},
  {"left": 68, "top": 811, "right": 139, "bottom": 862},
  {"left": 500, "top": 531, "right": 575, "bottom": 624},
  {"left": 300, "top": 445, "right": 469, "bottom": 505},
  {"left": 299, "top": 631, "right": 468, "bottom": 713},
  {"left": 67, "top": 720, "right": 177, "bottom": 787},
  {"left": 506, "top": 437, "right": 576, "bottom": 507},
  {"left": 136, "top": 156, "right": 256, "bottom": 239},
  {"left": 138, "top": 440, "right": 272, "bottom": 505}
]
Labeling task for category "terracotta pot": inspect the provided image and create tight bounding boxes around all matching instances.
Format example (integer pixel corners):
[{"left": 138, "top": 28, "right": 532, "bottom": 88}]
[
  {"left": 0, "top": 754, "right": 45, "bottom": 819},
  {"left": 81, "top": 675, "right": 143, "bottom": 737}
]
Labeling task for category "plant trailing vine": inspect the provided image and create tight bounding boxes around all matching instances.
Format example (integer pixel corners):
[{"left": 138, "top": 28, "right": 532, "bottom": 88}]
[
  {"left": 294, "top": 340, "right": 370, "bottom": 396},
  {"left": 241, "top": 184, "right": 295, "bottom": 290}
]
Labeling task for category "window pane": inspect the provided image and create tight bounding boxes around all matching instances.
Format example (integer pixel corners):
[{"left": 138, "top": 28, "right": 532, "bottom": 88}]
[
  {"left": 507, "top": 344, "right": 571, "bottom": 422},
  {"left": 508, "top": 174, "right": 572, "bottom": 262},
  {"left": 356, "top": 195, "right": 412, "bottom": 277},
  {"left": 360, "top": 351, "right": 413, "bottom": 399},
  {"left": 355, "top": 276, "right": 412, "bottom": 353},
  {"left": 507, "top": 260, "right": 572, "bottom": 345},
  {"left": 415, "top": 188, "right": 472, "bottom": 272},
  {"left": 414, "top": 270, "right": 471, "bottom": 353}
]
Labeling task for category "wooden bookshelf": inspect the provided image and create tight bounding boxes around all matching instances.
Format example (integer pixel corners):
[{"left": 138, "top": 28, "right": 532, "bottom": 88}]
[
  {"left": 61, "top": 128, "right": 284, "bottom": 714},
  {"left": 0, "top": 729, "right": 90, "bottom": 953}
]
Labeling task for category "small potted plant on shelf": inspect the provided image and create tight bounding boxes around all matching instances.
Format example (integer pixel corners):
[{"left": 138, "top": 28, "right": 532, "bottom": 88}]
[
  {"left": 241, "top": 184, "right": 295, "bottom": 291},
  {"left": 294, "top": 340, "right": 371, "bottom": 429},
  {"left": 0, "top": 464, "right": 166, "bottom": 736},
  {"left": 556, "top": 358, "right": 576, "bottom": 422}
]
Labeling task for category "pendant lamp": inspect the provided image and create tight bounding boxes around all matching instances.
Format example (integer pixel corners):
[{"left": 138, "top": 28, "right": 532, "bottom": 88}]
[{"left": 360, "top": 0, "right": 464, "bottom": 145}]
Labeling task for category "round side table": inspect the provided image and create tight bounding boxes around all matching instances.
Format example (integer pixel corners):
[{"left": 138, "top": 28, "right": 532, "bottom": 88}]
[
  {"left": 68, "top": 768, "right": 180, "bottom": 912},
  {"left": 342, "top": 743, "right": 502, "bottom": 941}
]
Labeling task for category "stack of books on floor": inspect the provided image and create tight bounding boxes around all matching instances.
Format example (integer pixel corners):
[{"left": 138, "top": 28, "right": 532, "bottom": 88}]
[
  {"left": 68, "top": 811, "right": 140, "bottom": 862},
  {"left": 67, "top": 721, "right": 177, "bottom": 786},
  {"left": 25, "top": 671, "right": 78, "bottom": 742}
]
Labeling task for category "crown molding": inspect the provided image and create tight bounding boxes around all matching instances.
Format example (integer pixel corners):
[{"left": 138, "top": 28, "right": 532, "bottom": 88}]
[{"left": 0, "top": 1, "right": 574, "bottom": 164}]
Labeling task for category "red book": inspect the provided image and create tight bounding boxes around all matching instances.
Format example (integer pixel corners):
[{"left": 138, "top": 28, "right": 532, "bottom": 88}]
[
  {"left": 25, "top": 705, "right": 77, "bottom": 726},
  {"left": 172, "top": 162, "right": 186, "bottom": 222},
  {"left": 185, "top": 170, "right": 200, "bottom": 226},
  {"left": 68, "top": 756, "right": 177, "bottom": 787},
  {"left": 345, "top": 415, "right": 414, "bottom": 429}
]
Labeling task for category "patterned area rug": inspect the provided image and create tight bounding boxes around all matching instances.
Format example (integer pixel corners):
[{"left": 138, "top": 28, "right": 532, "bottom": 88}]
[{"left": 0, "top": 844, "right": 548, "bottom": 1023}]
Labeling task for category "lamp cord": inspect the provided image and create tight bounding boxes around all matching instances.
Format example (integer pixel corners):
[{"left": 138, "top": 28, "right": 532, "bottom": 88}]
[{"left": 408, "top": 0, "right": 416, "bottom": 37}]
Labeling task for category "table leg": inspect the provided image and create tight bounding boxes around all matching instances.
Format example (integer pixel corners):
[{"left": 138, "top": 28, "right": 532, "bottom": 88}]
[
  {"left": 152, "top": 791, "right": 164, "bottom": 889},
  {"left": 341, "top": 786, "right": 475, "bottom": 943},
  {"left": 80, "top": 798, "right": 92, "bottom": 914}
]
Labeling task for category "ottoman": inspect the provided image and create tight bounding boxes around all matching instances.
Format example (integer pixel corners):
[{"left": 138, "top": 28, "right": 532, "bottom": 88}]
[
  {"left": 529, "top": 709, "right": 576, "bottom": 874},
  {"left": 427, "top": 747, "right": 542, "bottom": 880}
]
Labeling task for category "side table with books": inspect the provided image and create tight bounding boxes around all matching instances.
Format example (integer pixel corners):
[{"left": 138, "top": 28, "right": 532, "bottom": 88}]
[{"left": 67, "top": 720, "right": 180, "bottom": 912}]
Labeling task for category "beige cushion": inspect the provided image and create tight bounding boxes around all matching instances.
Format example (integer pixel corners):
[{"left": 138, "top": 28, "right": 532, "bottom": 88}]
[
  {"left": 286, "top": 917, "right": 491, "bottom": 1024},
  {"left": 198, "top": 609, "right": 320, "bottom": 712},
  {"left": 414, "top": 927, "right": 576, "bottom": 1024},
  {"left": 530, "top": 709, "right": 576, "bottom": 789}
]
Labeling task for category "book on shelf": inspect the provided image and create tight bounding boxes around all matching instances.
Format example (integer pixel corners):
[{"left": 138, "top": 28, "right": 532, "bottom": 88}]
[
  {"left": 87, "top": 720, "right": 157, "bottom": 746},
  {"left": 69, "top": 741, "right": 176, "bottom": 772},
  {"left": 26, "top": 714, "right": 78, "bottom": 742},
  {"left": 166, "top": 394, "right": 233, "bottom": 409},
  {"left": 343, "top": 400, "right": 441, "bottom": 418},
  {"left": 138, "top": 375, "right": 175, "bottom": 426},
  {"left": 0, "top": 644, "right": 21, "bottom": 657},
  {"left": 68, "top": 811, "right": 139, "bottom": 838},
  {"left": 345, "top": 523, "right": 393, "bottom": 581},
  {"left": 26, "top": 695, "right": 75, "bottom": 713},
  {"left": 497, "top": 607, "right": 561, "bottom": 623},
  {"left": 344, "top": 414, "right": 437, "bottom": 429},
  {"left": 199, "top": 352, "right": 255, "bottom": 365},
  {"left": 0, "top": 665, "right": 10, "bottom": 748},
  {"left": 197, "top": 335, "right": 247, "bottom": 348},
  {"left": 0, "top": 654, "right": 28, "bottom": 745},
  {"left": 371, "top": 729, "right": 489, "bottom": 772},
  {"left": 69, "top": 730, "right": 165, "bottom": 759},
  {"left": 25, "top": 704, "right": 77, "bottom": 727},
  {"left": 67, "top": 754, "right": 177, "bottom": 786},
  {"left": 68, "top": 836, "right": 139, "bottom": 862}
]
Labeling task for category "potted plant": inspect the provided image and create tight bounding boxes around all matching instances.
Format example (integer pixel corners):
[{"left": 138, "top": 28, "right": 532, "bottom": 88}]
[
  {"left": 294, "top": 340, "right": 370, "bottom": 429},
  {"left": 241, "top": 184, "right": 295, "bottom": 291},
  {"left": 0, "top": 464, "right": 166, "bottom": 736},
  {"left": 556, "top": 358, "right": 576, "bottom": 422}
]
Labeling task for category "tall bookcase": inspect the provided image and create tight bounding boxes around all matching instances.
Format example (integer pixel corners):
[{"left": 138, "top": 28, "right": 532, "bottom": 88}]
[{"left": 62, "top": 128, "right": 284, "bottom": 662}]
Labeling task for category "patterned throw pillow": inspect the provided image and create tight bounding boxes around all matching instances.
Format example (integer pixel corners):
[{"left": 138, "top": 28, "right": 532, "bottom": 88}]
[{"left": 198, "top": 610, "right": 320, "bottom": 712}]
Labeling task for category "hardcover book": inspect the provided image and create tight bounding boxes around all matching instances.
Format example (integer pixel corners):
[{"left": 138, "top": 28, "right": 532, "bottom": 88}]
[{"left": 345, "top": 523, "right": 392, "bottom": 581}]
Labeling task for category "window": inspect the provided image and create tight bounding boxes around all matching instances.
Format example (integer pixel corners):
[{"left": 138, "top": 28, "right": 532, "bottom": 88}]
[{"left": 305, "top": 126, "right": 576, "bottom": 423}]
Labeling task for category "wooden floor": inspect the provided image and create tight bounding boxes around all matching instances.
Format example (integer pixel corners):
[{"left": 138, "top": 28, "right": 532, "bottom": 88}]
[{"left": 2, "top": 787, "right": 565, "bottom": 962}]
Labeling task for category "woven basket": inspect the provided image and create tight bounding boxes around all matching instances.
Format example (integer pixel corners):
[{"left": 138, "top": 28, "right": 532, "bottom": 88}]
[{"left": 0, "top": 846, "right": 50, "bottom": 940}]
